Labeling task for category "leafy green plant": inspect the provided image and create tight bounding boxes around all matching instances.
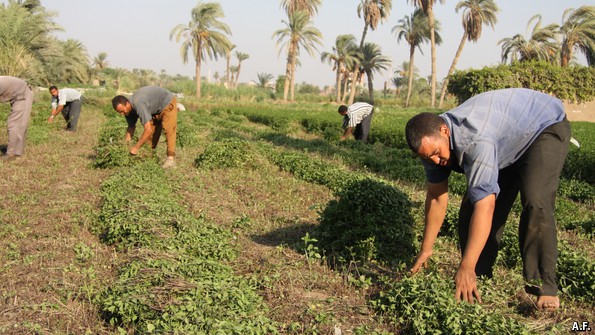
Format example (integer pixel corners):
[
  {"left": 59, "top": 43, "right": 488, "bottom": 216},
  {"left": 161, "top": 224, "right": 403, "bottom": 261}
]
[
  {"left": 316, "top": 178, "right": 415, "bottom": 267},
  {"left": 94, "top": 160, "right": 278, "bottom": 333},
  {"left": 300, "top": 232, "right": 322, "bottom": 263},
  {"left": 448, "top": 62, "right": 595, "bottom": 104},
  {"left": 557, "top": 245, "right": 595, "bottom": 303},
  {"left": 373, "top": 272, "right": 530, "bottom": 335},
  {"left": 195, "top": 138, "right": 255, "bottom": 170}
]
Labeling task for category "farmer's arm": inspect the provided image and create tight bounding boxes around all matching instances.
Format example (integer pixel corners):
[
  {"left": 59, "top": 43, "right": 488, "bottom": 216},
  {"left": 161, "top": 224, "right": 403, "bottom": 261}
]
[
  {"left": 340, "top": 127, "right": 353, "bottom": 140},
  {"left": 410, "top": 180, "right": 449, "bottom": 273},
  {"left": 125, "top": 126, "right": 135, "bottom": 142},
  {"left": 130, "top": 121, "right": 154, "bottom": 155},
  {"left": 48, "top": 105, "right": 64, "bottom": 123},
  {"left": 454, "top": 194, "right": 495, "bottom": 304}
]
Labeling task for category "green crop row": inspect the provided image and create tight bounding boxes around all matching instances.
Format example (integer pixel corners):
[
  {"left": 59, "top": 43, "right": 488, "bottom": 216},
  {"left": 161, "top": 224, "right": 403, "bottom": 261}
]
[
  {"left": 230, "top": 104, "right": 595, "bottom": 190},
  {"left": 93, "top": 160, "right": 277, "bottom": 333},
  {"left": 372, "top": 270, "right": 531, "bottom": 335}
]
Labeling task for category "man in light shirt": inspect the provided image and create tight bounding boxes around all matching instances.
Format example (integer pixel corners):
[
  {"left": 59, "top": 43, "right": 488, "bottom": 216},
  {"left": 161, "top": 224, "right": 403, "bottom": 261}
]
[
  {"left": 48, "top": 86, "right": 84, "bottom": 131},
  {"left": 338, "top": 102, "right": 375, "bottom": 143},
  {"left": 406, "top": 88, "right": 570, "bottom": 312}
]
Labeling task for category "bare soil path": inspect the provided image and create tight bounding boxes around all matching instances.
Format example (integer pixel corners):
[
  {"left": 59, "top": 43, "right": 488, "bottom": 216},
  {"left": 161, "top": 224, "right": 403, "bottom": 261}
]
[{"left": 0, "top": 107, "right": 115, "bottom": 334}]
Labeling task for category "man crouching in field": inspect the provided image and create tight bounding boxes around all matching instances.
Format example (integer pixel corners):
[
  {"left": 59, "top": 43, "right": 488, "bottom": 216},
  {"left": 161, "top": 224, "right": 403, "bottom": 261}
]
[
  {"left": 112, "top": 86, "right": 178, "bottom": 168},
  {"left": 405, "top": 88, "right": 570, "bottom": 311}
]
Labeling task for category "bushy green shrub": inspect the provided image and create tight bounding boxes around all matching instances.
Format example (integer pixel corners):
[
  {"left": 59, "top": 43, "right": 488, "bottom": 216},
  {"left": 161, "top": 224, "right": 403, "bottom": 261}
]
[
  {"left": 316, "top": 178, "right": 415, "bottom": 266},
  {"left": 373, "top": 272, "right": 530, "bottom": 335},
  {"left": 265, "top": 149, "right": 364, "bottom": 192},
  {"left": 93, "top": 122, "right": 137, "bottom": 169},
  {"left": 195, "top": 138, "right": 254, "bottom": 169},
  {"left": 563, "top": 148, "right": 595, "bottom": 186},
  {"left": 558, "top": 178, "right": 595, "bottom": 203},
  {"left": 558, "top": 246, "right": 595, "bottom": 303},
  {"left": 176, "top": 119, "right": 199, "bottom": 148},
  {"left": 95, "top": 161, "right": 278, "bottom": 333},
  {"left": 448, "top": 62, "right": 595, "bottom": 104}
]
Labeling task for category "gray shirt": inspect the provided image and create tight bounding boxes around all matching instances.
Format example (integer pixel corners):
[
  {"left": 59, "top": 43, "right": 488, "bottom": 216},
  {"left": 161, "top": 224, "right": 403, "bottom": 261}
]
[
  {"left": 422, "top": 88, "right": 566, "bottom": 203},
  {"left": 125, "top": 86, "right": 174, "bottom": 127},
  {"left": 0, "top": 76, "right": 29, "bottom": 103}
]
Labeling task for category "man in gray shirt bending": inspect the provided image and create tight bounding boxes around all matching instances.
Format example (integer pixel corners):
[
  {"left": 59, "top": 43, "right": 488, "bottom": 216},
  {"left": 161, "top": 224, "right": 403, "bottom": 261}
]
[
  {"left": 111, "top": 86, "right": 178, "bottom": 168},
  {"left": 405, "top": 88, "right": 570, "bottom": 312}
]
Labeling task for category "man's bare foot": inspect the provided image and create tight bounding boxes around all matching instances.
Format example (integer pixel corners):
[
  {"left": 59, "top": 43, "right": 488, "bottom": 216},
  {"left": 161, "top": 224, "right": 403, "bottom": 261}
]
[{"left": 536, "top": 295, "right": 559, "bottom": 312}]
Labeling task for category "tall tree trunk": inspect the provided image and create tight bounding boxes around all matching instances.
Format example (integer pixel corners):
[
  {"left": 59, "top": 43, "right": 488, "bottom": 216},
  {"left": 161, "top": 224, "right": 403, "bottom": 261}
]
[
  {"left": 560, "top": 42, "right": 571, "bottom": 67},
  {"left": 335, "top": 62, "right": 342, "bottom": 103},
  {"left": 235, "top": 62, "right": 243, "bottom": 89},
  {"left": 283, "top": 49, "right": 293, "bottom": 101},
  {"left": 359, "top": 24, "right": 369, "bottom": 49},
  {"left": 288, "top": 40, "right": 298, "bottom": 102},
  {"left": 348, "top": 70, "right": 360, "bottom": 105},
  {"left": 195, "top": 56, "right": 202, "bottom": 99},
  {"left": 406, "top": 45, "right": 415, "bottom": 108},
  {"left": 428, "top": 5, "right": 437, "bottom": 108},
  {"left": 226, "top": 52, "right": 231, "bottom": 88},
  {"left": 290, "top": 60, "right": 296, "bottom": 102},
  {"left": 439, "top": 33, "right": 467, "bottom": 108},
  {"left": 341, "top": 73, "right": 349, "bottom": 104},
  {"left": 366, "top": 69, "right": 374, "bottom": 104}
]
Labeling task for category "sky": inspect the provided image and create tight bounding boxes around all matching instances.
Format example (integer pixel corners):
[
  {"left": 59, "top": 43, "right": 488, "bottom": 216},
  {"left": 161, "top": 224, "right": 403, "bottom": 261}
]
[{"left": 30, "top": 0, "right": 593, "bottom": 89}]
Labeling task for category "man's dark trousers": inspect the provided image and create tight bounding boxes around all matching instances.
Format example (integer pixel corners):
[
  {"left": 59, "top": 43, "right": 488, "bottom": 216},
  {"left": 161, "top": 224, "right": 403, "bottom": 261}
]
[{"left": 457, "top": 118, "right": 570, "bottom": 296}]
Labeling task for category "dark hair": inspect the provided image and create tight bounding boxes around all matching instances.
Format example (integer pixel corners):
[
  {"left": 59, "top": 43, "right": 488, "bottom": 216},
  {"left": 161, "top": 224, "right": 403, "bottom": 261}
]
[
  {"left": 49, "top": 85, "right": 58, "bottom": 91},
  {"left": 338, "top": 105, "right": 348, "bottom": 114},
  {"left": 405, "top": 112, "right": 445, "bottom": 152},
  {"left": 111, "top": 95, "right": 130, "bottom": 110}
]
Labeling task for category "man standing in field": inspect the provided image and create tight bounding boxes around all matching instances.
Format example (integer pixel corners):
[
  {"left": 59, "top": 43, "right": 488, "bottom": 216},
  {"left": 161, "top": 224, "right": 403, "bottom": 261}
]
[
  {"left": 48, "top": 85, "right": 84, "bottom": 131},
  {"left": 338, "top": 102, "right": 375, "bottom": 143},
  {"left": 405, "top": 88, "right": 570, "bottom": 311},
  {"left": 111, "top": 86, "right": 178, "bottom": 169},
  {"left": 0, "top": 76, "right": 33, "bottom": 159}
]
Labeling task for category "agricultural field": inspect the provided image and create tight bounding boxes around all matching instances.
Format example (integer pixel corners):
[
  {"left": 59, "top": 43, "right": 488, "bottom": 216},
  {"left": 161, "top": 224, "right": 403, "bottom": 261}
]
[{"left": 0, "top": 90, "right": 593, "bottom": 334}]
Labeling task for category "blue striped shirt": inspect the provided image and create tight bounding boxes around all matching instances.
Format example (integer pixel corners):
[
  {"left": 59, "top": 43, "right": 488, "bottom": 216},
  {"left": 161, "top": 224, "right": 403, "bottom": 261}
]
[{"left": 423, "top": 88, "right": 566, "bottom": 203}]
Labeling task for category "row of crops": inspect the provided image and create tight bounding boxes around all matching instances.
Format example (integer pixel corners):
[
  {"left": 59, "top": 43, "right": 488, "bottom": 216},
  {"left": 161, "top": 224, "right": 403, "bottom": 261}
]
[{"left": 89, "top": 100, "right": 594, "bottom": 334}]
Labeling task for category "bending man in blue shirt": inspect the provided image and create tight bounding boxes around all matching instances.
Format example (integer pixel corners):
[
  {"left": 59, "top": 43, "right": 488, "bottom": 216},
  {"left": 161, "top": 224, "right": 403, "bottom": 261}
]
[{"left": 405, "top": 88, "right": 570, "bottom": 311}]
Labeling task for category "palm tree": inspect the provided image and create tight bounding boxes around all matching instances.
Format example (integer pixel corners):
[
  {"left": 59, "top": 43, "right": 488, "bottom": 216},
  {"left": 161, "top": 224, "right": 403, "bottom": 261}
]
[
  {"left": 559, "top": 6, "right": 595, "bottom": 67},
  {"left": 0, "top": 1, "right": 59, "bottom": 81},
  {"left": 392, "top": 60, "right": 419, "bottom": 95},
  {"left": 254, "top": 72, "right": 275, "bottom": 89},
  {"left": 14, "top": 0, "right": 41, "bottom": 12},
  {"left": 225, "top": 44, "right": 235, "bottom": 88},
  {"left": 229, "top": 65, "right": 238, "bottom": 85},
  {"left": 321, "top": 34, "right": 358, "bottom": 103},
  {"left": 170, "top": 1, "right": 232, "bottom": 98},
  {"left": 360, "top": 42, "right": 391, "bottom": 104},
  {"left": 272, "top": 10, "right": 323, "bottom": 101},
  {"left": 438, "top": 0, "right": 499, "bottom": 107},
  {"left": 234, "top": 51, "right": 249, "bottom": 88},
  {"left": 93, "top": 52, "right": 109, "bottom": 70},
  {"left": 357, "top": 0, "right": 392, "bottom": 48},
  {"left": 498, "top": 15, "right": 559, "bottom": 64},
  {"left": 49, "top": 39, "right": 90, "bottom": 84},
  {"left": 280, "top": 0, "right": 321, "bottom": 17},
  {"left": 392, "top": 9, "right": 437, "bottom": 107},
  {"left": 409, "top": 0, "right": 444, "bottom": 108}
]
